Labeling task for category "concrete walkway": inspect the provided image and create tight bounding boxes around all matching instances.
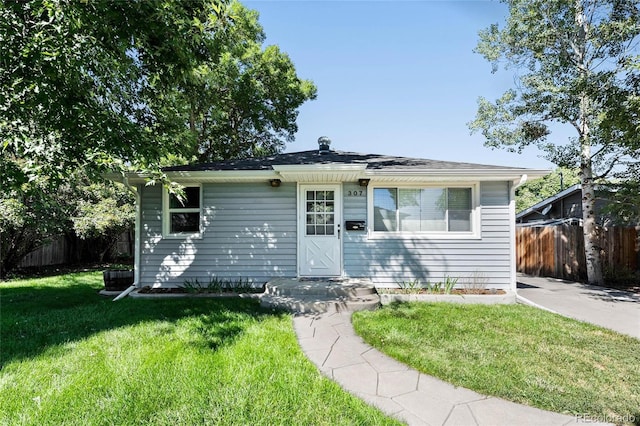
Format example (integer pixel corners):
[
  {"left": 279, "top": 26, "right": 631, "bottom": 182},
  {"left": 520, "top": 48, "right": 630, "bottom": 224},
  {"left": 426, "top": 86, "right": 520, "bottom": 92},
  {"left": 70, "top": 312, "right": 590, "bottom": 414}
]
[
  {"left": 516, "top": 274, "right": 640, "bottom": 340},
  {"left": 294, "top": 311, "right": 592, "bottom": 426}
]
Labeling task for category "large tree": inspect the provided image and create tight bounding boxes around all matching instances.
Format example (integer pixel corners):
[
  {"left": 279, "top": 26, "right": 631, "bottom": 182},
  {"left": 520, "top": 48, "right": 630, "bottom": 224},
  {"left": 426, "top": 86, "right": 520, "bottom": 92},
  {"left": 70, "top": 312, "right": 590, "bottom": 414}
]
[
  {"left": 0, "top": 1, "right": 316, "bottom": 276},
  {"left": 167, "top": 2, "right": 317, "bottom": 162},
  {"left": 1, "top": 0, "right": 230, "bottom": 188},
  {"left": 470, "top": 0, "right": 640, "bottom": 285}
]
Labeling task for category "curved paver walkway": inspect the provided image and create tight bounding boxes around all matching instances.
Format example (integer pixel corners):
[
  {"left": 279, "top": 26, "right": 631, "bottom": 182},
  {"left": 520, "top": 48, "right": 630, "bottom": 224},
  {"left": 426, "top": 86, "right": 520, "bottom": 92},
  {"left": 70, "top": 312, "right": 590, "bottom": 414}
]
[{"left": 293, "top": 311, "right": 607, "bottom": 426}]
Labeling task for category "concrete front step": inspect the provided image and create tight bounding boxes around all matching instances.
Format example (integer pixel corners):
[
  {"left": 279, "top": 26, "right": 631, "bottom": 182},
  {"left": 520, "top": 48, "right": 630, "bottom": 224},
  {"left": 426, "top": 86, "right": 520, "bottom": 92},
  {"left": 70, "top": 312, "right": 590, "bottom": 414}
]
[
  {"left": 260, "top": 278, "right": 380, "bottom": 313},
  {"left": 265, "top": 278, "right": 376, "bottom": 298},
  {"left": 260, "top": 294, "right": 380, "bottom": 314}
]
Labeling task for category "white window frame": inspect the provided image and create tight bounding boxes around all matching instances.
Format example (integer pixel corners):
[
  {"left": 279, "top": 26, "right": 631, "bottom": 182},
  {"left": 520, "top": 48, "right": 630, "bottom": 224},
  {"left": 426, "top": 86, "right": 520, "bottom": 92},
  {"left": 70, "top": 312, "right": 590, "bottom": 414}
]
[
  {"left": 162, "top": 185, "right": 203, "bottom": 239},
  {"left": 367, "top": 183, "right": 481, "bottom": 240}
]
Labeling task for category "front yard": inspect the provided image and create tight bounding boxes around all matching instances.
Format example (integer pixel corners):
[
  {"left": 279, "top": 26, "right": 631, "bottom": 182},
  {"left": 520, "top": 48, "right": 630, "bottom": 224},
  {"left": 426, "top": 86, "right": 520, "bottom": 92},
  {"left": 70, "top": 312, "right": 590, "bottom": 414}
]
[
  {"left": 4, "top": 271, "right": 639, "bottom": 425},
  {"left": 0, "top": 272, "right": 398, "bottom": 425},
  {"left": 353, "top": 302, "right": 640, "bottom": 424}
]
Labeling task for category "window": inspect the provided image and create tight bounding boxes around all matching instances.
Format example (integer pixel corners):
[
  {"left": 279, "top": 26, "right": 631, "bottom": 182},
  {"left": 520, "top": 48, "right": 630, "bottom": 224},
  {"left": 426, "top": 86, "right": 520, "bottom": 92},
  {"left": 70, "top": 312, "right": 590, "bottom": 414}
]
[
  {"left": 305, "top": 190, "right": 335, "bottom": 235},
  {"left": 373, "top": 186, "right": 473, "bottom": 233},
  {"left": 164, "top": 186, "right": 201, "bottom": 236}
]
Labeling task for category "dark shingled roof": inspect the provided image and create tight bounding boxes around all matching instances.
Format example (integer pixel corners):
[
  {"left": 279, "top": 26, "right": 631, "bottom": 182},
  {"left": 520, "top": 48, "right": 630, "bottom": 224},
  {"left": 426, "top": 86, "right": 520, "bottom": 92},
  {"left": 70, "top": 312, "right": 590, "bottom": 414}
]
[{"left": 163, "top": 150, "right": 524, "bottom": 172}]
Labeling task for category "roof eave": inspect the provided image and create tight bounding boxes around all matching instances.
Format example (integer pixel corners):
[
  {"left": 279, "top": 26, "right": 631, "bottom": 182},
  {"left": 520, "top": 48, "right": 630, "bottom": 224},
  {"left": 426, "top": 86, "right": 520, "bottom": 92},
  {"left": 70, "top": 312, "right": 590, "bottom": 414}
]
[
  {"left": 108, "top": 167, "right": 550, "bottom": 185},
  {"left": 366, "top": 168, "right": 550, "bottom": 181}
]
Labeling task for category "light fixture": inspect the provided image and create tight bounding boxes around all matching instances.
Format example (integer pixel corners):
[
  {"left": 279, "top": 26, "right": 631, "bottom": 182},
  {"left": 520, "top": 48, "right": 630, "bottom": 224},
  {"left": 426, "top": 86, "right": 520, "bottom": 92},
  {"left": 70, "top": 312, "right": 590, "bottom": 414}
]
[
  {"left": 358, "top": 178, "right": 370, "bottom": 187},
  {"left": 270, "top": 179, "right": 281, "bottom": 187}
]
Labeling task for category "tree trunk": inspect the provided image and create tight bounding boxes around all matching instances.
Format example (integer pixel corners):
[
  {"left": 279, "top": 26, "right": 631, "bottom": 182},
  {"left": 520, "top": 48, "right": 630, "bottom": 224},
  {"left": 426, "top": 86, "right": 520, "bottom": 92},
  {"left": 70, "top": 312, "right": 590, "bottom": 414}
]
[
  {"left": 580, "top": 161, "right": 604, "bottom": 285},
  {"left": 576, "top": 0, "right": 604, "bottom": 286},
  {"left": 578, "top": 90, "right": 604, "bottom": 286}
]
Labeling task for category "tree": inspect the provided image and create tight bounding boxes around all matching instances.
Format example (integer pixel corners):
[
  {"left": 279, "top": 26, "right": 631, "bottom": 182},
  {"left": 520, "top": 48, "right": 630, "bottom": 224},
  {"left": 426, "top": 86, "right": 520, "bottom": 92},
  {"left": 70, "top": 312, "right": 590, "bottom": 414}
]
[
  {"left": 71, "top": 183, "right": 135, "bottom": 263},
  {"left": 0, "top": 1, "right": 316, "bottom": 276},
  {"left": 0, "top": 0, "right": 229, "bottom": 189},
  {"left": 1, "top": 0, "right": 315, "bottom": 181},
  {"left": 469, "top": 0, "right": 640, "bottom": 285},
  {"left": 166, "top": 2, "right": 317, "bottom": 162},
  {"left": 516, "top": 168, "right": 581, "bottom": 212}
]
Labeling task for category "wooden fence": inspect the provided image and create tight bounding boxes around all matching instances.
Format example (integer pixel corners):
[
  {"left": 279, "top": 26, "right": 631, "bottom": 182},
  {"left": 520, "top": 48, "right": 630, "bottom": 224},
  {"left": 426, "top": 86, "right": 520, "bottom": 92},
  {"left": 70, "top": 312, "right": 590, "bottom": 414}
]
[
  {"left": 18, "top": 230, "right": 134, "bottom": 269},
  {"left": 516, "top": 224, "right": 639, "bottom": 281},
  {"left": 18, "top": 238, "right": 71, "bottom": 268}
]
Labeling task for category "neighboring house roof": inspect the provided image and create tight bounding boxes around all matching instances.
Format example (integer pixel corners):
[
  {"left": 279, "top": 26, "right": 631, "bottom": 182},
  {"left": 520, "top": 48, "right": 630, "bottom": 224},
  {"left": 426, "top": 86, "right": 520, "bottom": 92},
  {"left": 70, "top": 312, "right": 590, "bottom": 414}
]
[
  {"left": 516, "top": 183, "right": 624, "bottom": 226},
  {"left": 516, "top": 184, "right": 582, "bottom": 222},
  {"left": 112, "top": 146, "right": 549, "bottom": 185}
]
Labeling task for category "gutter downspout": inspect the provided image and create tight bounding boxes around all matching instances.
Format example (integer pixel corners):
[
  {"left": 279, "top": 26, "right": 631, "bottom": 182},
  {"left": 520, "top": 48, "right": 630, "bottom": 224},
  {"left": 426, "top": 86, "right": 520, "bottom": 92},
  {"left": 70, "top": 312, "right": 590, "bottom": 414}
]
[
  {"left": 510, "top": 174, "right": 528, "bottom": 294},
  {"left": 114, "top": 175, "right": 141, "bottom": 301}
]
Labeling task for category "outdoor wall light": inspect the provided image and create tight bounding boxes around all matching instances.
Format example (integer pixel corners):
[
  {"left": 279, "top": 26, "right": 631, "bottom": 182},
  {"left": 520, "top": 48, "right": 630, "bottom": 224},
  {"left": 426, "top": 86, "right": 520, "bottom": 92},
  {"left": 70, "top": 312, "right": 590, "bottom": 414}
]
[
  {"left": 358, "top": 179, "right": 370, "bottom": 187},
  {"left": 270, "top": 179, "right": 281, "bottom": 187}
]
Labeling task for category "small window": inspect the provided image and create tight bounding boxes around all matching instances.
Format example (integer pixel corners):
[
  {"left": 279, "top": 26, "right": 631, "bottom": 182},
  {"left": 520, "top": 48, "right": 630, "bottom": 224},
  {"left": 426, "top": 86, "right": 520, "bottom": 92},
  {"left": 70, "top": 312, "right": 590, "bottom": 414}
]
[
  {"left": 164, "top": 186, "right": 201, "bottom": 236},
  {"left": 305, "top": 190, "right": 335, "bottom": 235},
  {"left": 373, "top": 186, "right": 473, "bottom": 233}
]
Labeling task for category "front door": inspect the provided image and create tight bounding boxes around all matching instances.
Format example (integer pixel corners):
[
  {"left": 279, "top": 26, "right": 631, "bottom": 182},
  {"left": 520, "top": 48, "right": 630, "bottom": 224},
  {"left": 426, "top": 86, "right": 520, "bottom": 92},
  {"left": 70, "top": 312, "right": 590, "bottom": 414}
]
[{"left": 298, "top": 185, "right": 342, "bottom": 276}]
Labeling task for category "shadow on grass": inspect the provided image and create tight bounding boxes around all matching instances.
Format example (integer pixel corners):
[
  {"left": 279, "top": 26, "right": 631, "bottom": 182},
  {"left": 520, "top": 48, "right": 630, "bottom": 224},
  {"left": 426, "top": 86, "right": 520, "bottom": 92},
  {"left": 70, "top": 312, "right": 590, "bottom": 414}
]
[{"left": 1, "top": 276, "right": 285, "bottom": 366}]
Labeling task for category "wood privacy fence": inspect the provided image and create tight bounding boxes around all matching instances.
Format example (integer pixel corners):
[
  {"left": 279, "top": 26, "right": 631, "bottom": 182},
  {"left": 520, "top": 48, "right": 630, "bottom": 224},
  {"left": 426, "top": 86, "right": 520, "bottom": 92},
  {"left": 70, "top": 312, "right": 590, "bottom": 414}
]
[
  {"left": 19, "top": 231, "right": 134, "bottom": 269},
  {"left": 516, "top": 224, "right": 639, "bottom": 281},
  {"left": 18, "top": 238, "right": 71, "bottom": 268}
]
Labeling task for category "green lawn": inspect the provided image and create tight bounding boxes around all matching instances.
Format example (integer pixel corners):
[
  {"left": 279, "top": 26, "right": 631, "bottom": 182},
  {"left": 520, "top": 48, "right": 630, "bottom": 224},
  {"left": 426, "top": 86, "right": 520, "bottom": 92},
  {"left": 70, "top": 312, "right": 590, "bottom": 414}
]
[
  {"left": 353, "top": 302, "right": 640, "bottom": 424},
  {"left": 0, "top": 272, "right": 399, "bottom": 425}
]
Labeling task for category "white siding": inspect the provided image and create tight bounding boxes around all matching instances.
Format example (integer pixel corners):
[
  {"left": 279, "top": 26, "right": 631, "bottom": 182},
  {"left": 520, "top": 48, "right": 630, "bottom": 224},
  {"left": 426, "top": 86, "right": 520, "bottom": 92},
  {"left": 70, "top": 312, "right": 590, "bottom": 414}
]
[
  {"left": 139, "top": 182, "right": 297, "bottom": 287},
  {"left": 343, "top": 181, "right": 513, "bottom": 289}
]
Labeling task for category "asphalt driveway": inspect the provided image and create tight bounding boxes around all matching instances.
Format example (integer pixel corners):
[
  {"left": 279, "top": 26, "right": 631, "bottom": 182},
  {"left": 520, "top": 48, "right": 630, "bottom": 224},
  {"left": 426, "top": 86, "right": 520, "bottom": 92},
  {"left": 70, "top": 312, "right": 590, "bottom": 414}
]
[{"left": 516, "top": 273, "right": 640, "bottom": 340}]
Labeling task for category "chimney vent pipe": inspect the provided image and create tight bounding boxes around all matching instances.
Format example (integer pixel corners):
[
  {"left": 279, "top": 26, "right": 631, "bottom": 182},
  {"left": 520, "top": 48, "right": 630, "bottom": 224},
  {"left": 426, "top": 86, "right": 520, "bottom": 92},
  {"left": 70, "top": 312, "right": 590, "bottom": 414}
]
[{"left": 318, "top": 136, "right": 331, "bottom": 154}]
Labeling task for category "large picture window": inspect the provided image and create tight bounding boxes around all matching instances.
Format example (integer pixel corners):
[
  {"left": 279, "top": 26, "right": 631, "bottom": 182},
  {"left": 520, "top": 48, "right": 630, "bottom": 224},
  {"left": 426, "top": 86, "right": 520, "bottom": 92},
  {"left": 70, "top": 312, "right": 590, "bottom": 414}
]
[
  {"left": 373, "top": 187, "right": 473, "bottom": 233},
  {"left": 164, "top": 186, "right": 201, "bottom": 236}
]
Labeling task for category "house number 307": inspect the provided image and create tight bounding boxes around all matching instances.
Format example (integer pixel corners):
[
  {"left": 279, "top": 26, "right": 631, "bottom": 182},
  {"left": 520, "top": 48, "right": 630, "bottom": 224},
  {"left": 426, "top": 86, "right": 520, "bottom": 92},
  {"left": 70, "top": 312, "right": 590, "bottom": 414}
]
[{"left": 347, "top": 190, "right": 364, "bottom": 197}]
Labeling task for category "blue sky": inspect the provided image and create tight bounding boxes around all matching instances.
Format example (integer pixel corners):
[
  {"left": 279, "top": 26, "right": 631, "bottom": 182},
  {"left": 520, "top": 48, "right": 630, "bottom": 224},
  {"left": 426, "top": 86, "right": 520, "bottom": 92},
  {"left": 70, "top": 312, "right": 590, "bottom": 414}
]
[{"left": 244, "top": 0, "right": 558, "bottom": 170}]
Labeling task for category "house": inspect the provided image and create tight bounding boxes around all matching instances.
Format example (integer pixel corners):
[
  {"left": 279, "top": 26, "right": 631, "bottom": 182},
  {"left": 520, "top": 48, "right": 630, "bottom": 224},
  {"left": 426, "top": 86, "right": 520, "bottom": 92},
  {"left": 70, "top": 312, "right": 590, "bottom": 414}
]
[
  {"left": 115, "top": 138, "right": 548, "bottom": 291},
  {"left": 516, "top": 184, "right": 620, "bottom": 226}
]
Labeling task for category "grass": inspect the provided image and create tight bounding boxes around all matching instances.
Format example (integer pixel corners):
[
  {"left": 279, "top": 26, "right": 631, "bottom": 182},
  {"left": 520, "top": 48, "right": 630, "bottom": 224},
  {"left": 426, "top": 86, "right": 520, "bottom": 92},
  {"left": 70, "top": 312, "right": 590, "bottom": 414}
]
[
  {"left": 353, "top": 302, "right": 640, "bottom": 424},
  {"left": 0, "top": 272, "right": 400, "bottom": 425}
]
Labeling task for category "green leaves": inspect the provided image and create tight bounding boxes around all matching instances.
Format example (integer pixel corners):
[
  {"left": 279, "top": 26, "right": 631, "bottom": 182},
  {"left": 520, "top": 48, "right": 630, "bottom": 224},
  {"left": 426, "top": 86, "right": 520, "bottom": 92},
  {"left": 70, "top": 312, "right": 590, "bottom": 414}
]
[
  {"left": 0, "top": 1, "right": 316, "bottom": 274},
  {"left": 516, "top": 168, "right": 581, "bottom": 212},
  {"left": 470, "top": 0, "right": 640, "bottom": 176},
  {"left": 71, "top": 183, "right": 135, "bottom": 240},
  {"left": 0, "top": 0, "right": 232, "bottom": 189},
  {"left": 171, "top": 1, "right": 317, "bottom": 163},
  {"left": 1, "top": 0, "right": 316, "bottom": 184},
  {"left": 469, "top": 90, "right": 550, "bottom": 153}
]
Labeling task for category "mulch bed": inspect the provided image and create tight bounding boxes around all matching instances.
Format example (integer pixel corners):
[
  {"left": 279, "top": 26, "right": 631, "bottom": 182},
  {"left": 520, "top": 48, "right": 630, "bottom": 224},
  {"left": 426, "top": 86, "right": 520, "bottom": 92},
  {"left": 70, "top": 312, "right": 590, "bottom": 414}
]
[
  {"left": 377, "top": 288, "right": 507, "bottom": 295},
  {"left": 137, "top": 286, "right": 264, "bottom": 295}
]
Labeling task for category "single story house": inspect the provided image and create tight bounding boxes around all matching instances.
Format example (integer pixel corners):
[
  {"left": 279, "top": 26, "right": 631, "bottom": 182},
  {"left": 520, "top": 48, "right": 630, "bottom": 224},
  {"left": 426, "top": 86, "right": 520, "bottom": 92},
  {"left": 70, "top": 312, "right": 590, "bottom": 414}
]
[{"left": 115, "top": 138, "right": 548, "bottom": 291}]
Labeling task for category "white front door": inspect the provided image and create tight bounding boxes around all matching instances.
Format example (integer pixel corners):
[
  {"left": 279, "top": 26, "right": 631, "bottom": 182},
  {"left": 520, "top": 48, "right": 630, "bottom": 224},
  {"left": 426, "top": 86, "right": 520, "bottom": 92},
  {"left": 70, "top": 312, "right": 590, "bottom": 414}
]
[{"left": 298, "top": 184, "right": 342, "bottom": 277}]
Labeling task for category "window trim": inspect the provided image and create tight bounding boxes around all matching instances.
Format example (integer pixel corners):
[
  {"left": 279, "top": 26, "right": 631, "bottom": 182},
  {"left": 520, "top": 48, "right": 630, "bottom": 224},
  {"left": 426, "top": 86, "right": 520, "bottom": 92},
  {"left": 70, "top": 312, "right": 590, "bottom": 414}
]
[
  {"left": 162, "top": 185, "right": 203, "bottom": 239},
  {"left": 367, "top": 183, "right": 481, "bottom": 240}
]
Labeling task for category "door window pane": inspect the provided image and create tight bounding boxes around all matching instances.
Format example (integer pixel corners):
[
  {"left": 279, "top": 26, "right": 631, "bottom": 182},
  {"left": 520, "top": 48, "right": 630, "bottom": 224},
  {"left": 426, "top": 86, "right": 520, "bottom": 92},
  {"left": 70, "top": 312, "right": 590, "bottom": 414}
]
[{"left": 306, "top": 190, "right": 336, "bottom": 235}]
